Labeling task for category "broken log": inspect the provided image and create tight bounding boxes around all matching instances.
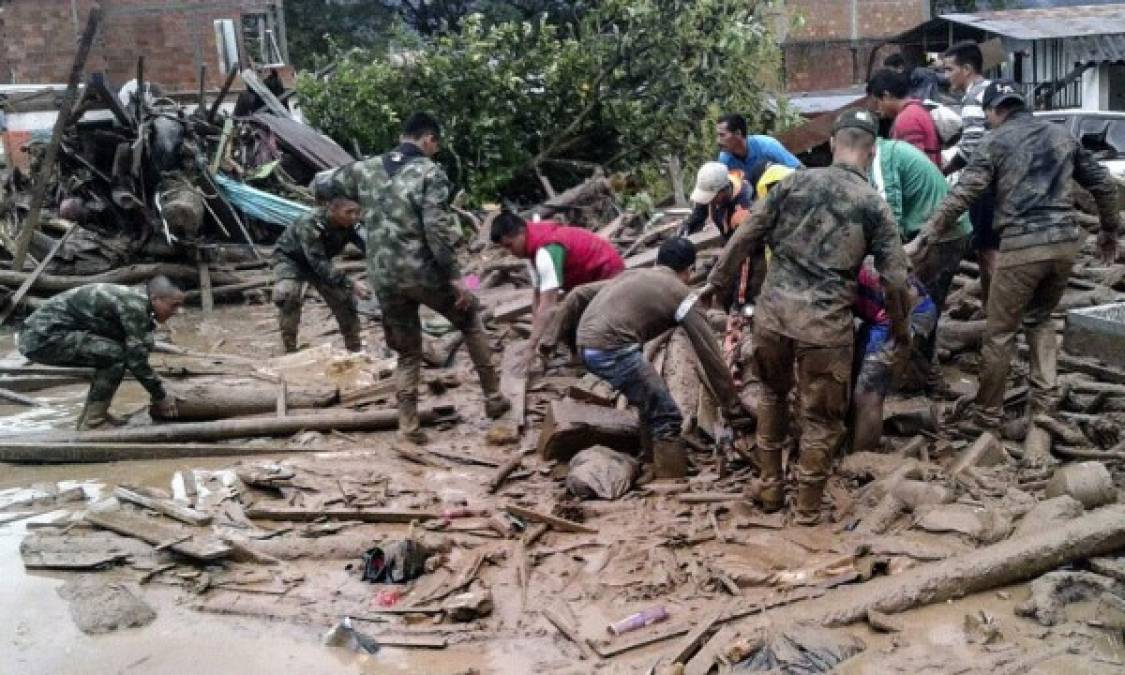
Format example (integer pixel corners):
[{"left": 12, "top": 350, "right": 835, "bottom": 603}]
[
  {"left": 537, "top": 398, "right": 639, "bottom": 461},
  {"left": 0, "top": 263, "right": 244, "bottom": 294},
  {"left": 3, "top": 406, "right": 455, "bottom": 445},
  {"left": 150, "top": 379, "right": 336, "bottom": 421},
  {"left": 245, "top": 506, "right": 439, "bottom": 523},
  {"left": 0, "top": 442, "right": 344, "bottom": 464}
]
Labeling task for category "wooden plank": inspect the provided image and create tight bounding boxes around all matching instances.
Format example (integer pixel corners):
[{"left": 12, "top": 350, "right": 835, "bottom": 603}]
[
  {"left": 506, "top": 504, "right": 597, "bottom": 534},
  {"left": 84, "top": 509, "right": 229, "bottom": 561},
  {"left": 371, "top": 635, "right": 447, "bottom": 649},
  {"left": 245, "top": 506, "right": 439, "bottom": 523},
  {"left": 197, "top": 261, "right": 214, "bottom": 313},
  {"left": 488, "top": 454, "right": 523, "bottom": 494},
  {"left": 0, "top": 386, "right": 43, "bottom": 407},
  {"left": 543, "top": 604, "right": 599, "bottom": 660},
  {"left": 666, "top": 600, "right": 735, "bottom": 665},
  {"left": 113, "top": 485, "right": 212, "bottom": 526},
  {"left": 500, "top": 339, "right": 528, "bottom": 430},
  {"left": 0, "top": 222, "right": 78, "bottom": 325},
  {"left": 207, "top": 65, "right": 239, "bottom": 123},
  {"left": 677, "top": 492, "right": 741, "bottom": 504},
  {"left": 10, "top": 9, "right": 101, "bottom": 270},
  {"left": 0, "top": 442, "right": 346, "bottom": 464}
]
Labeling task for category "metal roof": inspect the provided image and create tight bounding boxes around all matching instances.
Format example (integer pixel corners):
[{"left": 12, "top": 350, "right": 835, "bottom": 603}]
[
  {"left": 782, "top": 86, "right": 867, "bottom": 116},
  {"left": 941, "top": 4, "right": 1125, "bottom": 41},
  {"left": 1063, "top": 34, "right": 1125, "bottom": 64}
]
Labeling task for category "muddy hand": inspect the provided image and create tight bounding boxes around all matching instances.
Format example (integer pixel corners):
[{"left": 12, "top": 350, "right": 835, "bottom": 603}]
[{"left": 452, "top": 280, "right": 473, "bottom": 312}]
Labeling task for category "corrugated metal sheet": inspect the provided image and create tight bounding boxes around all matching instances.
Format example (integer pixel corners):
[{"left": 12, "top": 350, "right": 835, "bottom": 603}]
[
  {"left": 942, "top": 5, "right": 1125, "bottom": 41},
  {"left": 784, "top": 87, "right": 868, "bottom": 116},
  {"left": 1063, "top": 34, "right": 1125, "bottom": 64}
]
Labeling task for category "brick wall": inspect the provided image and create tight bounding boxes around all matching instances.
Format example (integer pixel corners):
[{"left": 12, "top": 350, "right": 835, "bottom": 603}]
[
  {"left": 780, "top": 0, "right": 929, "bottom": 92},
  {"left": 0, "top": 0, "right": 285, "bottom": 92}
]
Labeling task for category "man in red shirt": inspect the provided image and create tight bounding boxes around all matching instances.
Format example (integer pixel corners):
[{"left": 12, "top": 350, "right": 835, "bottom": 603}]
[
  {"left": 868, "top": 68, "right": 942, "bottom": 167},
  {"left": 491, "top": 210, "right": 624, "bottom": 370}
]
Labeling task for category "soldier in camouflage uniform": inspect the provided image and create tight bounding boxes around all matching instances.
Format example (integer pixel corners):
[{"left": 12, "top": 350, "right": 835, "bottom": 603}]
[
  {"left": 909, "top": 81, "right": 1120, "bottom": 434},
  {"left": 328, "top": 112, "right": 510, "bottom": 443},
  {"left": 703, "top": 110, "right": 911, "bottom": 525},
  {"left": 272, "top": 192, "right": 368, "bottom": 353},
  {"left": 18, "top": 277, "right": 185, "bottom": 429}
]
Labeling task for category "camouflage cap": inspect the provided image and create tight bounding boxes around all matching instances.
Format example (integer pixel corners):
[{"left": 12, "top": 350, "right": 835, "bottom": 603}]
[{"left": 832, "top": 109, "right": 879, "bottom": 139}]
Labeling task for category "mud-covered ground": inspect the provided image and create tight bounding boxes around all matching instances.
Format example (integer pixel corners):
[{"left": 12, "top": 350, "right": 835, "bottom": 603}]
[{"left": 2, "top": 299, "right": 1124, "bottom": 675}]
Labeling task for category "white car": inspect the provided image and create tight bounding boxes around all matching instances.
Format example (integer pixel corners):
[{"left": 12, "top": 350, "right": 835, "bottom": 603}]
[{"left": 1035, "top": 109, "right": 1125, "bottom": 180}]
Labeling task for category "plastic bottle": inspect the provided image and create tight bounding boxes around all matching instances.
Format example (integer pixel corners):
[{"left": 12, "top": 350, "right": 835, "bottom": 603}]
[{"left": 607, "top": 606, "right": 669, "bottom": 635}]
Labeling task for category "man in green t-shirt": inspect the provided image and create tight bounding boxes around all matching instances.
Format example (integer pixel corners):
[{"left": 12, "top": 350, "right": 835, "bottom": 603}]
[{"left": 870, "top": 137, "right": 969, "bottom": 395}]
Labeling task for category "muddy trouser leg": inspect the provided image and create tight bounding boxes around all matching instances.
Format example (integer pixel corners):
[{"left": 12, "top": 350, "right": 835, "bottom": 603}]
[
  {"left": 378, "top": 291, "right": 424, "bottom": 436},
  {"left": 425, "top": 287, "right": 500, "bottom": 398},
  {"left": 272, "top": 277, "right": 304, "bottom": 352},
  {"left": 23, "top": 331, "right": 127, "bottom": 419},
  {"left": 583, "top": 347, "right": 682, "bottom": 440},
  {"left": 750, "top": 325, "right": 795, "bottom": 510},
  {"left": 976, "top": 258, "right": 1063, "bottom": 420},
  {"left": 314, "top": 280, "right": 363, "bottom": 351},
  {"left": 1023, "top": 257, "right": 1074, "bottom": 415},
  {"left": 793, "top": 340, "right": 852, "bottom": 520},
  {"left": 915, "top": 235, "right": 967, "bottom": 362}
]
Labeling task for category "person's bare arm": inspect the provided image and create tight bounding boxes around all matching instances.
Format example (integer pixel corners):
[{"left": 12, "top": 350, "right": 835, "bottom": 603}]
[{"left": 526, "top": 288, "right": 560, "bottom": 359}]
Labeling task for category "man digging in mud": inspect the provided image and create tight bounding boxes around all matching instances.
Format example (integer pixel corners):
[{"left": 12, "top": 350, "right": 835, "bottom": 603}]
[
  {"left": 272, "top": 180, "right": 369, "bottom": 354},
  {"left": 326, "top": 112, "right": 510, "bottom": 444},
  {"left": 701, "top": 110, "right": 911, "bottom": 525},
  {"left": 17, "top": 276, "right": 184, "bottom": 429},
  {"left": 550, "top": 238, "right": 748, "bottom": 478}
]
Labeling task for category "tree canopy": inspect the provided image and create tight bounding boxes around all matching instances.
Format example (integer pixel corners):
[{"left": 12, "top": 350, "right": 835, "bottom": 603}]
[{"left": 297, "top": 0, "right": 790, "bottom": 205}]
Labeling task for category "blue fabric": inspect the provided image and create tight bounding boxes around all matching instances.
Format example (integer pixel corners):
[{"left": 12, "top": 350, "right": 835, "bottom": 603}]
[
  {"left": 719, "top": 135, "right": 802, "bottom": 174},
  {"left": 213, "top": 173, "right": 313, "bottom": 229},
  {"left": 582, "top": 346, "right": 682, "bottom": 439},
  {"left": 861, "top": 295, "right": 938, "bottom": 356}
]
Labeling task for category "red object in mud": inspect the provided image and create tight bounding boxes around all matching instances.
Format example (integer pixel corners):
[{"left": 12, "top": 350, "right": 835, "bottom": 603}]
[
  {"left": 373, "top": 589, "right": 403, "bottom": 607},
  {"left": 607, "top": 606, "right": 669, "bottom": 635}
]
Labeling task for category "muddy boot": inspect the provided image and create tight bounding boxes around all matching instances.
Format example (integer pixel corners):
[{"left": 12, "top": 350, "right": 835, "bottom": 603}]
[
  {"left": 397, "top": 398, "right": 429, "bottom": 445},
  {"left": 955, "top": 404, "right": 1002, "bottom": 439},
  {"left": 653, "top": 437, "right": 688, "bottom": 479},
  {"left": 280, "top": 332, "right": 299, "bottom": 354},
  {"left": 343, "top": 330, "right": 363, "bottom": 353},
  {"left": 794, "top": 480, "right": 826, "bottom": 526},
  {"left": 484, "top": 393, "right": 511, "bottom": 419},
  {"left": 755, "top": 447, "right": 785, "bottom": 512},
  {"left": 76, "top": 400, "right": 123, "bottom": 431}
]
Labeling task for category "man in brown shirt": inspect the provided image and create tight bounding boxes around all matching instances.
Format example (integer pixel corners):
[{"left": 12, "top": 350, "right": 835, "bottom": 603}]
[
  {"left": 703, "top": 110, "right": 912, "bottom": 524},
  {"left": 552, "top": 238, "right": 745, "bottom": 479}
]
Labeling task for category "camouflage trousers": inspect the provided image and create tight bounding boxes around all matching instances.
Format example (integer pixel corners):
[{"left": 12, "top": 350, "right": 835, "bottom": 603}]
[
  {"left": 752, "top": 324, "right": 852, "bottom": 490},
  {"left": 377, "top": 284, "right": 500, "bottom": 407},
  {"left": 19, "top": 330, "right": 127, "bottom": 403},
  {"left": 272, "top": 274, "right": 361, "bottom": 352}
]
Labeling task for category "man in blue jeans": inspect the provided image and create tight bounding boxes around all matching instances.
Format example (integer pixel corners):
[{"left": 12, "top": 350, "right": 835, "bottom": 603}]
[{"left": 551, "top": 238, "right": 746, "bottom": 478}]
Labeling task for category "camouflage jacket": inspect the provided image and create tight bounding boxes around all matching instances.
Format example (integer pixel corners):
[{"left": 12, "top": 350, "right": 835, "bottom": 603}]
[
  {"left": 21, "top": 283, "right": 165, "bottom": 400},
  {"left": 925, "top": 111, "right": 1121, "bottom": 267},
  {"left": 708, "top": 164, "right": 910, "bottom": 347},
  {"left": 272, "top": 207, "right": 364, "bottom": 289},
  {"left": 329, "top": 143, "right": 461, "bottom": 294}
]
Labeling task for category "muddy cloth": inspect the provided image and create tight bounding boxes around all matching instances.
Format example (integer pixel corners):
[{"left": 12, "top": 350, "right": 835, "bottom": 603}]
[
  {"left": 572, "top": 266, "right": 738, "bottom": 415},
  {"left": 924, "top": 111, "right": 1121, "bottom": 267},
  {"left": 272, "top": 207, "right": 364, "bottom": 291},
  {"left": 360, "top": 539, "right": 432, "bottom": 583},
  {"left": 708, "top": 164, "right": 910, "bottom": 348},
  {"left": 566, "top": 445, "right": 640, "bottom": 500},
  {"left": 732, "top": 623, "right": 866, "bottom": 673},
  {"left": 583, "top": 345, "right": 683, "bottom": 439},
  {"left": 18, "top": 283, "right": 164, "bottom": 403},
  {"left": 854, "top": 267, "right": 937, "bottom": 397},
  {"left": 329, "top": 142, "right": 463, "bottom": 295},
  {"left": 753, "top": 323, "right": 852, "bottom": 493},
  {"left": 977, "top": 254, "right": 1075, "bottom": 417}
]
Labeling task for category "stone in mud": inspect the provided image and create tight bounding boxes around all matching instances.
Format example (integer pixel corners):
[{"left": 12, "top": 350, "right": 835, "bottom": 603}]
[
  {"left": 963, "top": 610, "right": 1002, "bottom": 644},
  {"left": 866, "top": 609, "right": 904, "bottom": 633},
  {"left": 537, "top": 398, "right": 639, "bottom": 461},
  {"left": 57, "top": 577, "right": 156, "bottom": 634},
  {"left": 444, "top": 588, "right": 493, "bottom": 622},
  {"left": 485, "top": 422, "right": 519, "bottom": 446},
  {"left": 1012, "top": 496, "right": 1084, "bottom": 539},
  {"left": 1045, "top": 461, "right": 1116, "bottom": 510},
  {"left": 1015, "top": 570, "right": 1124, "bottom": 626}
]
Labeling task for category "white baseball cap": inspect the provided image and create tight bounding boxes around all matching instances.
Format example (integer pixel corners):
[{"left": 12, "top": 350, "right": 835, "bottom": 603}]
[{"left": 690, "top": 162, "right": 731, "bottom": 204}]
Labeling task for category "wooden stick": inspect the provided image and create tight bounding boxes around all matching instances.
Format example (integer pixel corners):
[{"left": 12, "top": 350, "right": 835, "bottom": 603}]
[
  {"left": 0, "top": 442, "right": 346, "bottom": 464},
  {"left": 488, "top": 454, "right": 523, "bottom": 494},
  {"left": 114, "top": 485, "right": 212, "bottom": 526},
  {"left": 11, "top": 10, "right": 101, "bottom": 270},
  {"left": 275, "top": 378, "right": 287, "bottom": 417},
  {"left": 506, "top": 504, "right": 596, "bottom": 534},
  {"left": 0, "top": 386, "right": 43, "bottom": 407},
  {"left": 197, "top": 261, "right": 214, "bottom": 313},
  {"left": 543, "top": 604, "right": 599, "bottom": 660},
  {"left": 0, "top": 222, "right": 77, "bottom": 325},
  {"left": 245, "top": 506, "right": 439, "bottom": 523},
  {"left": 207, "top": 65, "right": 238, "bottom": 123}
]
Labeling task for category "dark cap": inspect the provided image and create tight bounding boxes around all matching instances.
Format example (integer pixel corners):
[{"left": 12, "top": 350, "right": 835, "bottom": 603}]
[
  {"left": 982, "top": 79, "right": 1026, "bottom": 110},
  {"left": 832, "top": 109, "right": 879, "bottom": 138},
  {"left": 657, "top": 237, "right": 697, "bottom": 272},
  {"left": 310, "top": 168, "right": 344, "bottom": 202}
]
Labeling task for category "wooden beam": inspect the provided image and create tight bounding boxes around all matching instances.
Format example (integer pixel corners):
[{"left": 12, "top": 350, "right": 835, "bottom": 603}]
[
  {"left": 113, "top": 485, "right": 212, "bottom": 526},
  {"left": 11, "top": 8, "right": 102, "bottom": 270},
  {"left": 245, "top": 506, "right": 440, "bottom": 523},
  {"left": 207, "top": 65, "right": 239, "bottom": 123},
  {"left": 0, "top": 442, "right": 353, "bottom": 465},
  {"left": 505, "top": 504, "right": 597, "bottom": 534},
  {"left": 85, "top": 509, "right": 230, "bottom": 561},
  {"left": 0, "top": 220, "right": 77, "bottom": 325}
]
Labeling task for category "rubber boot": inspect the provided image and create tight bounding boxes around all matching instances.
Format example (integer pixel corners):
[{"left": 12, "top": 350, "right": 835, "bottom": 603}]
[
  {"left": 653, "top": 437, "right": 688, "bottom": 479},
  {"left": 755, "top": 446, "right": 785, "bottom": 512},
  {"left": 462, "top": 328, "right": 509, "bottom": 419},
  {"left": 397, "top": 397, "right": 429, "bottom": 445},
  {"left": 794, "top": 480, "right": 826, "bottom": 526},
  {"left": 484, "top": 394, "right": 511, "bottom": 419},
  {"left": 77, "top": 400, "right": 122, "bottom": 431},
  {"left": 281, "top": 332, "right": 299, "bottom": 354},
  {"left": 343, "top": 330, "right": 363, "bottom": 353}
]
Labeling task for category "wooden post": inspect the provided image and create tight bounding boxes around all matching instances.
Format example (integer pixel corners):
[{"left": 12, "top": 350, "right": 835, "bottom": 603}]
[
  {"left": 197, "top": 64, "right": 207, "bottom": 111},
  {"left": 0, "top": 223, "right": 77, "bottom": 325},
  {"left": 134, "top": 56, "right": 145, "bottom": 125},
  {"left": 207, "top": 65, "right": 238, "bottom": 123},
  {"left": 10, "top": 8, "right": 102, "bottom": 270},
  {"left": 197, "top": 261, "right": 214, "bottom": 313}
]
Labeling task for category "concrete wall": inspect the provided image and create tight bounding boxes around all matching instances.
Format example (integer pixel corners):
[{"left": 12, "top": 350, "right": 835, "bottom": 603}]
[
  {"left": 779, "top": 0, "right": 930, "bottom": 92},
  {"left": 0, "top": 0, "right": 286, "bottom": 92}
]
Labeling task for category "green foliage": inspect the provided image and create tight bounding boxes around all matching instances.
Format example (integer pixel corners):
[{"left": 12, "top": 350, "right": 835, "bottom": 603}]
[{"left": 298, "top": 0, "right": 789, "bottom": 204}]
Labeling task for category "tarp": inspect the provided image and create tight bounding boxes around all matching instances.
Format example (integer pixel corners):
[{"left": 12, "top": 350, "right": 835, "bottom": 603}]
[{"left": 213, "top": 173, "right": 312, "bottom": 229}]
